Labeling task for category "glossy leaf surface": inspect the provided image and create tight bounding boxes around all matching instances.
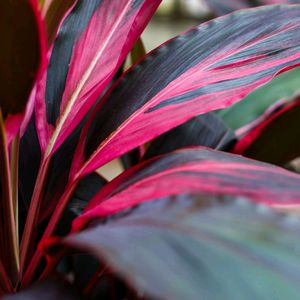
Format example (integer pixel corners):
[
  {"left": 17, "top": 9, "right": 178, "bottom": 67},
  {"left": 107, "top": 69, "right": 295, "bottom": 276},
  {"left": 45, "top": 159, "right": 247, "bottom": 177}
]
[
  {"left": 204, "top": 0, "right": 250, "bottom": 15},
  {"left": 218, "top": 67, "right": 300, "bottom": 130},
  {"left": 74, "top": 148, "right": 300, "bottom": 227},
  {"left": 232, "top": 96, "right": 300, "bottom": 165},
  {"left": 204, "top": 0, "right": 300, "bottom": 16},
  {"left": 67, "top": 198, "right": 300, "bottom": 300},
  {"left": 37, "top": 0, "right": 161, "bottom": 154},
  {"left": 81, "top": 5, "right": 300, "bottom": 175},
  {"left": 19, "top": 116, "right": 41, "bottom": 209}
]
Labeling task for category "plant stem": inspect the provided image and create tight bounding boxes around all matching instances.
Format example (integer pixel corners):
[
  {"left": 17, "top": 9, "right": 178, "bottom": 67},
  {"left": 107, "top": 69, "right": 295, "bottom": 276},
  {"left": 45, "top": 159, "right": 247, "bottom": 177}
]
[
  {"left": 21, "top": 178, "right": 78, "bottom": 286},
  {"left": 0, "top": 111, "right": 20, "bottom": 284},
  {"left": 20, "top": 155, "right": 51, "bottom": 272},
  {"left": 11, "top": 133, "right": 20, "bottom": 246}
]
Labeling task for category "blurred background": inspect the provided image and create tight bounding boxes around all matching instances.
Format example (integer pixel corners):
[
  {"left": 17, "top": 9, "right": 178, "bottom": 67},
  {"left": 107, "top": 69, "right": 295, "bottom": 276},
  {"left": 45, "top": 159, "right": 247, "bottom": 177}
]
[{"left": 143, "top": 0, "right": 211, "bottom": 51}]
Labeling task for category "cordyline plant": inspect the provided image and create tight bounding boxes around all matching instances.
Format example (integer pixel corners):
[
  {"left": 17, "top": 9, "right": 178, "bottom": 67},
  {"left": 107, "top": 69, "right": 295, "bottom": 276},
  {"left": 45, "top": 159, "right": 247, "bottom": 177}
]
[{"left": 2, "top": 0, "right": 300, "bottom": 299}]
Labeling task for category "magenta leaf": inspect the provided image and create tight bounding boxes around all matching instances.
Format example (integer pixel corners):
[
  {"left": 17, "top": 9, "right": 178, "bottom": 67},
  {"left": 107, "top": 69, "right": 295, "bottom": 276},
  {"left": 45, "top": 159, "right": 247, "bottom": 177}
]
[
  {"left": 232, "top": 95, "right": 300, "bottom": 165},
  {"left": 65, "top": 197, "right": 300, "bottom": 299},
  {"left": 73, "top": 148, "right": 300, "bottom": 229},
  {"left": 78, "top": 5, "right": 300, "bottom": 175},
  {"left": 36, "top": 0, "right": 162, "bottom": 154}
]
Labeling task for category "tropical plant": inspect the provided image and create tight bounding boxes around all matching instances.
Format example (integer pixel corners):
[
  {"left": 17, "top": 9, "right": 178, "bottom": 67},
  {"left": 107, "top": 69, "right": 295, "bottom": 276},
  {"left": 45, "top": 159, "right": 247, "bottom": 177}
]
[{"left": 2, "top": 0, "right": 300, "bottom": 299}]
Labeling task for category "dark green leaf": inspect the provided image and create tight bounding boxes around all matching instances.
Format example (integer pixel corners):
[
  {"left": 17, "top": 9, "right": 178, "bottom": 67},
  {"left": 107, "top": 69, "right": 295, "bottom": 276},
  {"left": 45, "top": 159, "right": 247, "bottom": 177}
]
[{"left": 218, "top": 67, "right": 300, "bottom": 129}]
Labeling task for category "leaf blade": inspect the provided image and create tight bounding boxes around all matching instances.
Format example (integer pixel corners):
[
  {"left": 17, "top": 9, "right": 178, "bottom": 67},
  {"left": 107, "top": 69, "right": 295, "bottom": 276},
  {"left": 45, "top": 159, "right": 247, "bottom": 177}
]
[
  {"left": 37, "top": 0, "right": 162, "bottom": 155},
  {"left": 66, "top": 197, "right": 300, "bottom": 300},
  {"left": 217, "top": 67, "right": 300, "bottom": 130},
  {"left": 232, "top": 95, "right": 300, "bottom": 165},
  {"left": 143, "top": 113, "right": 236, "bottom": 160},
  {"left": 80, "top": 5, "right": 300, "bottom": 175},
  {"left": 74, "top": 148, "right": 300, "bottom": 228}
]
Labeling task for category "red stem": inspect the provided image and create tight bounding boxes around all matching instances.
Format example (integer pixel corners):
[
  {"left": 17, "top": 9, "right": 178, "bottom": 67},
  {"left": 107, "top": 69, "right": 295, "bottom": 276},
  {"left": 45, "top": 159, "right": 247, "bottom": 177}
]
[
  {"left": 21, "top": 178, "right": 79, "bottom": 286},
  {"left": 0, "top": 111, "right": 20, "bottom": 285},
  {"left": 20, "top": 156, "right": 51, "bottom": 272}
]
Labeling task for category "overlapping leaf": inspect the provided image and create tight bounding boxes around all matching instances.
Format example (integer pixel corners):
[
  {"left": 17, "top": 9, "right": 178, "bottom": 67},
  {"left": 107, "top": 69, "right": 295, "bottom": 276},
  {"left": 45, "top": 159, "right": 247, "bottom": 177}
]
[
  {"left": 217, "top": 67, "right": 300, "bottom": 130},
  {"left": 143, "top": 113, "right": 236, "bottom": 160},
  {"left": 262, "top": 0, "right": 300, "bottom": 3},
  {"left": 232, "top": 96, "right": 300, "bottom": 165},
  {"left": 73, "top": 148, "right": 300, "bottom": 229},
  {"left": 36, "top": 0, "right": 162, "bottom": 153},
  {"left": 56, "top": 173, "right": 106, "bottom": 235},
  {"left": 204, "top": 0, "right": 250, "bottom": 15},
  {"left": 204, "top": 0, "right": 300, "bottom": 16},
  {"left": 78, "top": 5, "right": 300, "bottom": 175},
  {"left": 66, "top": 197, "right": 300, "bottom": 300},
  {"left": 42, "top": 0, "right": 76, "bottom": 46}
]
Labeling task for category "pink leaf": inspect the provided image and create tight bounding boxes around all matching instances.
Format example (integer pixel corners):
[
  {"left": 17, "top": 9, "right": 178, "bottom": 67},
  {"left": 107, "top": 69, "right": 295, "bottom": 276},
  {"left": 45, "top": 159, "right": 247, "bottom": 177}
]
[
  {"left": 36, "top": 0, "right": 162, "bottom": 155},
  {"left": 73, "top": 147, "right": 300, "bottom": 229},
  {"left": 77, "top": 5, "right": 300, "bottom": 176}
]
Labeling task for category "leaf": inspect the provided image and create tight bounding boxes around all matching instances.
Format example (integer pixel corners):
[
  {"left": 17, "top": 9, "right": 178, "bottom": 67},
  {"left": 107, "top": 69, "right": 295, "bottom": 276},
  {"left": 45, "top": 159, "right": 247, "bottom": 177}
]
[
  {"left": 19, "top": 116, "right": 42, "bottom": 209},
  {"left": 66, "top": 197, "right": 300, "bottom": 300},
  {"left": 73, "top": 148, "right": 300, "bottom": 229},
  {"left": 143, "top": 113, "right": 236, "bottom": 160},
  {"left": 120, "top": 37, "right": 147, "bottom": 169},
  {"left": 204, "top": 0, "right": 300, "bottom": 15},
  {"left": 0, "top": 0, "right": 45, "bottom": 118},
  {"left": 37, "top": 0, "right": 162, "bottom": 154},
  {"left": 79, "top": 5, "right": 300, "bottom": 175},
  {"left": 232, "top": 96, "right": 300, "bottom": 165},
  {"left": 217, "top": 67, "right": 300, "bottom": 129},
  {"left": 43, "top": 0, "right": 76, "bottom": 46},
  {"left": 56, "top": 173, "right": 107, "bottom": 235},
  {"left": 2, "top": 278, "right": 81, "bottom": 299},
  {"left": 204, "top": 0, "right": 251, "bottom": 15},
  {"left": 40, "top": 124, "right": 84, "bottom": 220}
]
